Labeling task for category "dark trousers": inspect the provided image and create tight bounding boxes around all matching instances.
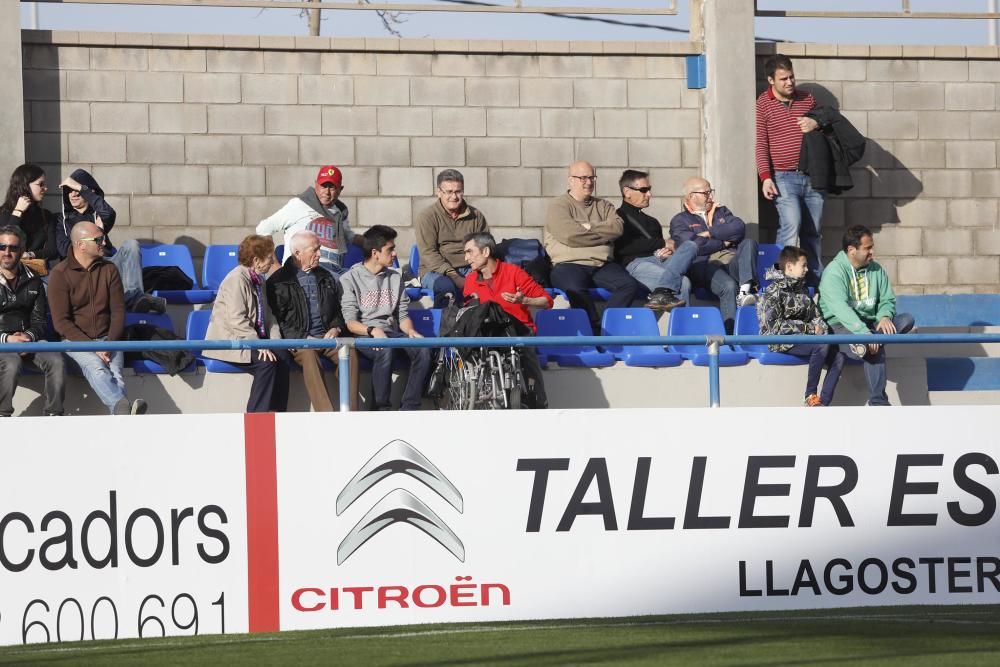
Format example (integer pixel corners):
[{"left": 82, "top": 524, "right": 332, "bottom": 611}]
[
  {"left": 832, "top": 313, "right": 915, "bottom": 406},
  {"left": 230, "top": 349, "right": 291, "bottom": 413},
  {"left": 784, "top": 343, "right": 845, "bottom": 406},
  {"left": 0, "top": 352, "right": 65, "bottom": 416},
  {"left": 519, "top": 347, "right": 548, "bottom": 409},
  {"left": 688, "top": 239, "right": 759, "bottom": 334},
  {"left": 358, "top": 331, "right": 432, "bottom": 410},
  {"left": 550, "top": 262, "right": 639, "bottom": 333}
]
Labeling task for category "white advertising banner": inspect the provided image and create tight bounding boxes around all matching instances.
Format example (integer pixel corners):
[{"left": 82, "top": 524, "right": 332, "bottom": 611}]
[
  {"left": 1, "top": 406, "right": 998, "bottom": 647},
  {"left": 274, "top": 406, "right": 1000, "bottom": 629},
  {"left": 0, "top": 415, "right": 249, "bottom": 646}
]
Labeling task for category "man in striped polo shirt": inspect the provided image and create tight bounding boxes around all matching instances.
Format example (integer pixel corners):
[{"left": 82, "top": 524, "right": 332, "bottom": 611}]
[{"left": 756, "top": 54, "right": 824, "bottom": 278}]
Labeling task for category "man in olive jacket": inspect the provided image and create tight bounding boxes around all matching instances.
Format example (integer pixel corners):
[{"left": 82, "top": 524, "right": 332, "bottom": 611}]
[{"left": 266, "top": 230, "right": 357, "bottom": 412}]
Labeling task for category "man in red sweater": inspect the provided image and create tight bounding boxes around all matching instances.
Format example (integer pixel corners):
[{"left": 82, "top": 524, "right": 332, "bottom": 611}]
[
  {"left": 756, "top": 54, "right": 824, "bottom": 278},
  {"left": 463, "top": 232, "right": 553, "bottom": 408}
]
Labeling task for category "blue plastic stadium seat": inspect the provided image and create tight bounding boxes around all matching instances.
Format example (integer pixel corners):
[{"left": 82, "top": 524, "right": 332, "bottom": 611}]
[
  {"left": 409, "top": 309, "right": 441, "bottom": 338},
  {"left": 125, "top": 312, "right": 195, "bottom": 374},
  {"left": 733, "top": 306, "right": 806, "bottom": 366},
  {"left": 401, "top": 246, "right": 434, "bottom": 301},
  {"left": 535, "top": 309, "right": 615, "bottom": 368},
  {"left": 756, "top": 243, "right": 783, "bottom": 290},
  {"left": 202, "top": 244, "right": 240, "bottom": 292},
  {"left": 409, "top": 245, "right": 420, "bottom": 275},
  {"left": 275, "top": 244, "right": 284, "bottom": 263},
  {"left": 544, "top": 287, "right": 569, "bottom": 301},
  {"left": 185, "top": 309, "right": 243, "bottom": 373},
  {"left": 600, "top": 308, "right": 683, "bottom": 367},
  {"left": 588, "top": 287, "right": 612, "bottom": 301},
  {"left": 343, "top": 243, "right": 364, "bottom": 269},
  {"left": 140, "top": 244, "right": 216, "bottom": 304},
  {"left": 666, "top": 307, "right": 749, "bottom": 366}
]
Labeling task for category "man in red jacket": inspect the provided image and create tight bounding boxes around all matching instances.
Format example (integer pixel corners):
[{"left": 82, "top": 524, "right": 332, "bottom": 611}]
[
  {"left": 756, "top": 53, "right": 824, "bottom": 277},
  {"left": 463, "top": 232, "right": 552, "bottom": 409}
]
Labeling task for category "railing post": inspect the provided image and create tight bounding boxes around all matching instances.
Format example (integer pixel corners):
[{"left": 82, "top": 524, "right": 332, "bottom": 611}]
[
  {"left": 707, "top": 335, "right": 722, "bottom": 407},
  {"left": 338, "top": 340, "right": 353, "bottom": 413}
]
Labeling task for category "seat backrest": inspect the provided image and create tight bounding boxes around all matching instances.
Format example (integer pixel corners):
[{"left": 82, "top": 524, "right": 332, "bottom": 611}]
[
  {"left": 601, "top": 308, "right": 659, "bottom": 337},
  {"left": 409, "top": 309, "right": 441, "bottom": 337},
  {"left": 186, "top": 309, "right": 212, "bottom": 341},
  {"left": 734, "top": 305, "right": 767, "bottom": 352},
  {"left": 125, "top": 312, "right": 174, "bottom": 333},
  {"left": 343, "top": 243, "right": 364, "bottom": 269},
  {"left": 409, "top": 245, "right": 420, "bottom": 275},
  {"left": 140, "top": 244, "right": 198, "bottom": 285},
  {"left": 535, "top": 309, "right": 597, "bottom": 354},
  {"left": 756, "top": 243, "right": 783, "bottom": 287},
  {"left": 202, "top": 244, "right": 239, "bottom": 291},
  {"left": 666, "top": 307, "right": 725, "bottom": 336},
  {"left": 275, "top": 244, "right": 285, "bottom": 263}
]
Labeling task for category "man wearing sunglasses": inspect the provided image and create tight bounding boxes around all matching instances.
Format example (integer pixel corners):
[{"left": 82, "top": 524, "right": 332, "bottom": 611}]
[
  {"left": 0, "top": 225, "right": 65, "bottom": 417},
  {"left": 48, "top": 222, "right": 147, "bottom": 416},
  {"left": 615, "top": 170, "right": 693, "bottom": 312}
]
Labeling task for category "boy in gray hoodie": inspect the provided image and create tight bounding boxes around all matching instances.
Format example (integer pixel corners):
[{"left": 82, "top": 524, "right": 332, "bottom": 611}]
[{"left": 341, "top": 225, "right": 430, "bottom": 410}]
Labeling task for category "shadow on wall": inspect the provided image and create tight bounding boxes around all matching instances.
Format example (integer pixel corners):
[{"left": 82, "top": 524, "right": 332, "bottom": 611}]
[{"left": 754, "top": 76, "right": 923, "bottom": 263}]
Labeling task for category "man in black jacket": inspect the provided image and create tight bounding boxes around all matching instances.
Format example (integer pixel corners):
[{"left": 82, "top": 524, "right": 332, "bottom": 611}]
[
  {"left": 615, "top": 170, "right": 692, "bottom": 311},
  {"left": 267, "top": 230, "right": 356, "bottom": 412},
  {"left": 0, "top": 225, "right": 65, "bottom": 416}
]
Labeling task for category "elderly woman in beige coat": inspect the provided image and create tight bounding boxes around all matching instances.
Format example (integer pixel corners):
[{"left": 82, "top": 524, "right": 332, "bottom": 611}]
[{"left": 202, "top": 234, "right": 289, "bottom": 413}]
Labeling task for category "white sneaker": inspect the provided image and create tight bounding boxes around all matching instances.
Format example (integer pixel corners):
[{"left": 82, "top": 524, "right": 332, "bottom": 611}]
[
  {"left": 736, "top": 292, "right": 757, "bottom": 307},
  {"left": 130, "top": 399, "right": 148, "bottom": 415}
]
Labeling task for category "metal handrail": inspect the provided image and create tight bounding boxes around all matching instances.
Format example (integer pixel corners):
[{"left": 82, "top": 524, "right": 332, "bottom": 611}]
[
  {"left": 27, "top": 0, "right": 678, "bottom": 16},
  {"left": 5, "top": 332, "right": 998, "bottom": 410}
]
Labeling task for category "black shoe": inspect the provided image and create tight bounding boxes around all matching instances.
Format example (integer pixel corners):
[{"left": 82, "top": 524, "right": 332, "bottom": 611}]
[
  {"left": 133, "top": 295, "right": 167, "bottom": 314},
  {"left": 645, "top": 288, "right": 685, "bottom": 312}
]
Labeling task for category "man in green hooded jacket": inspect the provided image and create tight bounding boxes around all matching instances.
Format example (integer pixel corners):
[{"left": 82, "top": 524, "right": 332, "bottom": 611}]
[{"left": 819, "top": 224, "right": 914, "bottom": 406}]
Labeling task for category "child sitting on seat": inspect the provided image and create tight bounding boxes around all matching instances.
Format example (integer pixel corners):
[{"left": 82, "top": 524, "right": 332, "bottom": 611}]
[{"left": 757, "top": 246, "right": 845, "bottom": 407}]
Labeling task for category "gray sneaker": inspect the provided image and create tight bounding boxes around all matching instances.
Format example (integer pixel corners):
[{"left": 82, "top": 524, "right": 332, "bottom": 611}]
[
  {"left": 112, "top": 397, "right": 131, "bottom": 415},
  {"left": 736, "top": 292, "right": 757, "bottom": 307},
  {"left": 130, "top": 399, "right": 148, "bottom": 416}
]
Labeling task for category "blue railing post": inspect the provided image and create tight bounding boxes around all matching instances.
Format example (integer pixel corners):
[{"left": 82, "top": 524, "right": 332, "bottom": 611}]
[
  {"left": 707, "top": 336, "right": 722, "bottom": 407},
  {"left": 338, "top": 341, "right": 353, "bottom": 413}
]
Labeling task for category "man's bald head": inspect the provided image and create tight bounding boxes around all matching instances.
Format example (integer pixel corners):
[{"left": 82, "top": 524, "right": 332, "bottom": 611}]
[
  {"left": 682, "top": 177, "right": 714, "bottom": 213},
  {"left": 567, "top": 161, "right": 597, "bottom": 202},
  {"left": 70, "top": 222, "right": 101, "bottom": 244}
]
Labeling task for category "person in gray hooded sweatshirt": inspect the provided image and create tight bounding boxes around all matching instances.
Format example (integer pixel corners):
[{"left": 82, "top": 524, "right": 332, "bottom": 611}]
[
  {"left": 341, "top": 225, "right": 430, "bottom": 411},
  {"left": 56, "top": 168, "right": 165, "bottom": 314},
  {"left": 256, "top": 164, "right": 364, "bottom": 277}
]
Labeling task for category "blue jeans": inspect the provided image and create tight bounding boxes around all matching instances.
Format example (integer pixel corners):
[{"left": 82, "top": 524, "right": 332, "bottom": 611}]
[
  {"left": 833, "top": 313, "right": 915, "bottom": 406},
  {"left": 421, "top": 268, "right": 470, "bottom": 308},
  {"left": 784, "top": 343, "right": 845, "bottom": 405},
  {"left": 65, "top": 338, "right": 127, "bottom": 413},
  {"left": 626, "top": 240, "right": 698, "bottom": 294},
  {"left": 108, "top": 239, "right": 145, "bottom": 308},
  {"left": 773, "top": 171, "right": 825, "bottom": 274},
  {"left": 688, "top": 238, "right": 759, "bottom": 334},
  {"left": 357, "top": 330, "right": 432, "bottom": 410}
]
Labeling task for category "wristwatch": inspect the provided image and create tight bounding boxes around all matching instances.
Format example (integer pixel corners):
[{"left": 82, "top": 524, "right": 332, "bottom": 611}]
[{"left": 367, "top": 325, "right": 376, "bottom": 336}]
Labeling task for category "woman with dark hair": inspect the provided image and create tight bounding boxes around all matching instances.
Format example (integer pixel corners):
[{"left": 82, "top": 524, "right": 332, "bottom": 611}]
[
  {"left": 202, "top": 234, "right": 290, "bottom": 413},
  {"left": 0, "top": 164, "right": 58, "bottom": 263}
]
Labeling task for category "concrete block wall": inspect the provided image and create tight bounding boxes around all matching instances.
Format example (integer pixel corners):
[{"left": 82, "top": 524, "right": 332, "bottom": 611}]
[
  {"left": 758, "top": 44, "right": 1000, "bottom": 295},
  {"left": 21, "top": 32, "right": 701, "bottom": 258}
]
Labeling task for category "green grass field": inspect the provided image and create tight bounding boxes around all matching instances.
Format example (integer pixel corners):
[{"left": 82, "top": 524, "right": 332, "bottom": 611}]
[{"left": 2, "top": 605, "right": 999, "bottom": 666}]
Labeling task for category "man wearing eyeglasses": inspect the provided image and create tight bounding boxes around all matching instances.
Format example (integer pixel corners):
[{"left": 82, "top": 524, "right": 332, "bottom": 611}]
[
  {"left": 0, "top": 225, "right": 65, "bottom": 417},
  {"left": 544, "top": 161, "right": 638, "bottom": 334},
  {"left": 257, "top": 164, "right": 363, "bottom": 276},
  {"left": 48, "top": 222, "right": 147, "bottom": 415},
  {"left": 669, "top": 177, "right": 759, "bottom": 335},
  {"left": 615, "top": 169, "right": 693, "bottom": 312},
  {"left": 415, "top": 169, "right": 489, "bottom": 308}
]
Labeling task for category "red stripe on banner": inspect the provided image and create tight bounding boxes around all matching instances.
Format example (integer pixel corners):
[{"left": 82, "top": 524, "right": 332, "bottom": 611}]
[{"left": 244, "top": 412, "right": 280, "bottom": 633}]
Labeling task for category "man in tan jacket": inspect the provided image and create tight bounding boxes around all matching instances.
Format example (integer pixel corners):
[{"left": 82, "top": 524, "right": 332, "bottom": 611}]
[
  {"left": 414, "top": 169, "right": 489, "bottom": 308},
  {"left": 544, "top": 161, "right": 638, "bottom": 333}
]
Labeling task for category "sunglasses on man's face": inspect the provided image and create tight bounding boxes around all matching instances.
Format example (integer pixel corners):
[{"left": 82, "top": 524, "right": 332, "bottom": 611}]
[
  {"left": 626, "top": 185, "right": 652, "bottom": 194},
  {"left": 0, "top": 243, "right": 22, "bottom": 253},
  {"left": 80, "top": 236, "right": 106, "bottom": 245}
]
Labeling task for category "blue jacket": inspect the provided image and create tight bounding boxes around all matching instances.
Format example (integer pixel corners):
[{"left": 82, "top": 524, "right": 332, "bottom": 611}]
[
  {"left": 57, "top": 169, "right": 117, "bottom": 259},
  {"left": 668, "top": 206, "right": 746, "bottom": 265}
]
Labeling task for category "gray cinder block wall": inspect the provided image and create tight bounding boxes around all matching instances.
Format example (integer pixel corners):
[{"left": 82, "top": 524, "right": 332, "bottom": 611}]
[
  {"left": 20, "top": 32, "right": 701, "bottom": 261},
  {"left": 18, "top": 32, "right": 1000, "bottom": 294}
]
